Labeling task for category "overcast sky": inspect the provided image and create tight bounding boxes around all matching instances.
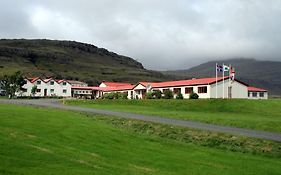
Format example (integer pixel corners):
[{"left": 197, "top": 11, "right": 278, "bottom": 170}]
[{"left": 1, "top": 0, "right": 281, "bottom": 70}]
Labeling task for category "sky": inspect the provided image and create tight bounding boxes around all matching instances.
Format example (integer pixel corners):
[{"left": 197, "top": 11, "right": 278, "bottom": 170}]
[{"left": 1, "top": 0, "right": 281, "bottom": 70}]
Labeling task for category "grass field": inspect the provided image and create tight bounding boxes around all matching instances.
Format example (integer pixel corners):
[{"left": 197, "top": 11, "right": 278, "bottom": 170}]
[
  {"left": 65, "top": 99, "right": 281, "bottom": 133},
  {"left": 1, "top": 104, "right": 281, "bottom": 175}
]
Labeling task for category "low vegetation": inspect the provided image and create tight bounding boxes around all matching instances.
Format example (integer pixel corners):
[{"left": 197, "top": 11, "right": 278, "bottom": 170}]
[
  {"left": 0, "top": 104, "right": 281, "bottom": 174},
  {"left": 65, "top": 99, "right": 281, "bottom": 132}
]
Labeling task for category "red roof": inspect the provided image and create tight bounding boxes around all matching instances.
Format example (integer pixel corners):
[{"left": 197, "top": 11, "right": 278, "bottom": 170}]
[
  {"left": 137, "top": 77, "right": 230, "bottom": 88},
  {"left": 26, "top": 77, "right": 69, "bottom": 84},
  {"left": 248, "top": 86, "right": 267, "bottom": 92},
  {"left": 72, "top": 85, "right": 134, "bottom": 92},
  {"left": 102, "top": 82, "right": 132, "bottom": 87}
]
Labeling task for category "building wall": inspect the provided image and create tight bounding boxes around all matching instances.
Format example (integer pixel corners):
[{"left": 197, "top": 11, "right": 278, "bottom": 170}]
[
  {"left": 248, "top": 91, "right": 268, "bottom": 99},
  {"left": 210, "top": 79, "right": 248, "bottom": 99}
]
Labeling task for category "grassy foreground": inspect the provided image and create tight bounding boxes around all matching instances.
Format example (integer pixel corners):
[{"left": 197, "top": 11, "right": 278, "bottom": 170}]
[
  {"left": 66, "top": 99, "right": 281, "bottom": 132},
  {"left": 0, "top": 104, "right": 281, "bottom": 175}
]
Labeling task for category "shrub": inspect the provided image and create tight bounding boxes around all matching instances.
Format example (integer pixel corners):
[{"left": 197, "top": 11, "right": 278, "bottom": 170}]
[
  {"left": 189, "top": 91, "right": 199, "bottom": 99},
  {"left": 176, "top": 93, "right": 184, "bottom": 99},
  {"left": 146, "top": 92, "right": 154, "bottom": 99},
  {"left": 120, "top": 92, "right": 128, "bottom": 99},
  {"left": 103, "top": 92, "right": 127, "bottom": 99},
  {"left": 103, "top": 93, "right": 115, "bottom": 99},
  {"left": 163, "top": 90, "right": 173, "bottom": 99},
  {"left": 153, "top": 90, "right": 162, "bottom": 99}
]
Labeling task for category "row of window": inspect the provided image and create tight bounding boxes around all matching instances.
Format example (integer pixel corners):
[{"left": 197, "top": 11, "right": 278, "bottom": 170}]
[
  {"left": 248, "top": 92, "right": 264, "bottom": 97},
  {"left": 36, "top": 81, "right": 67, "bottom": 86},
  {"left": 74, "top": 90, "right": 91, "bottom": 94},
  {"left": 35, "top": 89, "right": 67, "bottom": 93},
  {"left": 163, "top": 86, "right": 207, "bottom": 94}
]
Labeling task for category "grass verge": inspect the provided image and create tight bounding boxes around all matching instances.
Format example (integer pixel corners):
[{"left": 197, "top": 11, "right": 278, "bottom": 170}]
[
  {"left": 65, "top": 99, "right": 281, "bottom": 132},
  {"left": 0, "top": 104, "right": 281, "bottom": 175}
]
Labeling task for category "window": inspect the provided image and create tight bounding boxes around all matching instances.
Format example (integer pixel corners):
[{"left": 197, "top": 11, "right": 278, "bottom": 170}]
[
  {"left": 198, "top": 86, "right": 207, "bottom": 93},
  {"left": 162, "top": 89, "right": 169, "bottom": 93},
  {"left": 173, "top": 88, "right": 181, "bottom": 94},
  {"left": 63, "top": 89, "right": 67, "bottom": 93},
  {"left": 63, "top": 82, "right": 67, "bottom": 86},
  {"left": 37, "top": 81, "right": 41, "bottom": 85},
  {"left": 260, "top": 92, "right": 264, "bottom": 97},
  {"left": 36, "top": 89, "right": 41, "bottom": 92},
  {"left": 50, "top": 81, "right": 54, "bottom": 85},
  {"left": 22, "top": 88, "right": 27, "bottom": 92},
  {"left": 185, "top": 87, "right": 193, "bottom": 94},
  {"left": 50, "top": 89, "right": 54, "bottom": 93},
  {"left": 248, "top": 92, "right": 251, "bottom": 97},
  {"left": 252, "top": 92, "right": 257, "bottom": 97}
]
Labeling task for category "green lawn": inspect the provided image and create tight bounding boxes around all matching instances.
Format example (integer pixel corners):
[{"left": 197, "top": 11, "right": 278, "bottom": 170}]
[
  {"left": 65, "top": 99, "right": 281, "bottom": 133},
  {"left": 0, "top": 104, "right": 281, "bottom": 175}
]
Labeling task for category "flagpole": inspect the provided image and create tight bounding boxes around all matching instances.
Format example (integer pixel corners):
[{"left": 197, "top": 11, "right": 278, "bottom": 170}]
[
  {"left": 222, "top": 63, "right": 224, "bottom": 99},
  {"left": 216, "top": 63, "right": 218, "bottom": 99},
  {"left": 229, "top": 64, "right": 231, "bottom": 99}
]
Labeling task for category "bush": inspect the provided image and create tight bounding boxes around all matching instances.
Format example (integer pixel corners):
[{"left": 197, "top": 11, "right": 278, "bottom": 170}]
[
  {"left": 163, "top": 90, "right": 173, "bottom": 99},
  {"left": 120, "top": 92, "right": 128, "bottom": 99},
  {"left": 103, "top": 93, "right": 115, "bottom": 99},
  {"left": 153, "top": 90, "right": 162, "bottom": 99},
  {"left": 189, "top": 91, "right": 199, "bottom": 99},
  {"left": 146, "top": 92, "right": 154, "bottom": 99},
  {"left": 103, "top": 92, "right": 127, "bottom": 99},
  {"left": 176, "top": 93, "right": 184, "bottom": 99}
]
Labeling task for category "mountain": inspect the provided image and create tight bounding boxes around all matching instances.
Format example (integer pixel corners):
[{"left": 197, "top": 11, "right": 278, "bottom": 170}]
[
  {"left": 0, "top": 39, "right": 168, "bottom": 85},
  {"left": 163, "top": 58, "right": 281, "bottom": 96}
]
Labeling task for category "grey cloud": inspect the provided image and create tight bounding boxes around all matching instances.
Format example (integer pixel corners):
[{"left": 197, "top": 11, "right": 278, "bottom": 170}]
[{"left": 0, "top": 0, "right": 281, "bottom": 70}]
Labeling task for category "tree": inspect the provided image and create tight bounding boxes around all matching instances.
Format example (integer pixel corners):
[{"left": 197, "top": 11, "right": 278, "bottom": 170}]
[
  {"left": 31, "top": 85, "right": 37, "bottom": 97},
  {"left": 0, "top": 71, "right": 26, "bottom": 98}
]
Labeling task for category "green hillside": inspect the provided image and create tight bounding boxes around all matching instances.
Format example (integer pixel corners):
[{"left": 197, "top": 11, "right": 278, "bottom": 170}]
[
  {"left": 0, "top": 39, "right": 167, "bottom": 85},
  {"left": 163, "top": 58, "right": 281, "bottom": 95},
  {"left": 1, "top": 104, "right": 281, "bottom": 174}
]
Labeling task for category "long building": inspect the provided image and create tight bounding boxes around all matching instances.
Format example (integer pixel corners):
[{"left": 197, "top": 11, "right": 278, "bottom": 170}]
[{"left": 72, "top": 77, "right": 268, "bottom": 99}]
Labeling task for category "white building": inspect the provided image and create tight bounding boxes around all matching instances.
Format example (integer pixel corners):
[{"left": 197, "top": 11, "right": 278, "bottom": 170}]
[
  {"left": 133, "top": 77, "right": 249, "bottom": 99},
  {"left": 72, "top": 77, "right": 268, "bottom": 100},
  {"left": 20, "top": 77, "right": 72, "bottom": 97}
]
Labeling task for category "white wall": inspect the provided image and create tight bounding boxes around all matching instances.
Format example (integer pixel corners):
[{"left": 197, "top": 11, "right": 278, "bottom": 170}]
[
  {"left": 210, "top": 79, "right": 248, "bottom": 99},
  {"left": 18, "top": 79, "right": 72, "bottom": 97},
  {"left": 152, "top": 85, "right": 211, "bottom": 99},
  {"left": 99, "top": 83, "right": 107, "bottom": 88}
]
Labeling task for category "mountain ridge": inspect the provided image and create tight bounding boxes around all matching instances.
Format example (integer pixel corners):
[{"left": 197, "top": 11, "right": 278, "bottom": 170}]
[
  {"left": 0, "top": 39, "right": 168, "bottom": 85},
  {"left": 163, "top": 58, "right": 281, "bottom": 96}
]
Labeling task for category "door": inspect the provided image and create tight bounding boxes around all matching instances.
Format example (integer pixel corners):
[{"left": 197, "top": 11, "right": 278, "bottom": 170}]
[
  {"left": 44, "top": 89, "right": 47, "bottom": 97},
  {"left": 228, "top": 87, "right": 232, "bottom": 99}
]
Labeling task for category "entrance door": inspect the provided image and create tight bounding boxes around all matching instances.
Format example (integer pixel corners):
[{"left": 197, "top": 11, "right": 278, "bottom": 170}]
[
  {"left": 228, "top": 87, "right": 232, "bottom": 98},
  {"left": 44, "top": 89, "right": 47, "bottom": 97}
]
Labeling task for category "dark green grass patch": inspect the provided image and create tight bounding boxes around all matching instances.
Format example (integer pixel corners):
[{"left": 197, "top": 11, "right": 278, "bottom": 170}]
[
  {"left": 66, "top": 99, "right": 281, "bottom": 132},
  {"left": 0, "top": 104, "right": 281, "bottom": 175}
]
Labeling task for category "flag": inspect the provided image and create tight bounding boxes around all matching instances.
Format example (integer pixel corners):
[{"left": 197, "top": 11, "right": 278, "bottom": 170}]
[
  {"left": 230, "top": 67, "right": 235, "bottom": 80},
  {"left": 216, "top": 65, "right": 223, "bottom": 72},
  {"left": 223, "top": 65, "right": 230, "bottom": 72}
]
